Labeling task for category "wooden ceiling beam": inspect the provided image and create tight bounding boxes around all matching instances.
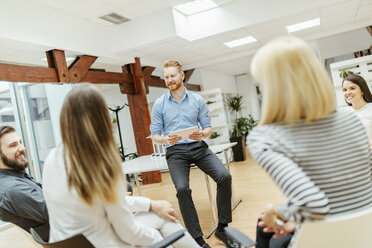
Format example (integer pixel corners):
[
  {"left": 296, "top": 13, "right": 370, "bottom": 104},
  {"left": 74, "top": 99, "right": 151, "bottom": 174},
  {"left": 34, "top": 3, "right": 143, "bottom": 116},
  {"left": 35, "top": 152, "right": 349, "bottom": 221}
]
[
  {"left": 146, "top": 76, "right": 165, "bottom": 88},
  {"left": 183, "top": 69, "right": 194, "bottom": 84},
  {"left": 146, "top": 76, "right": 201, "bottom": 91},
  {"left": 0, "top": 50, "right": 200, "bottom": 93},
  {"left": 0, "top": 63, "right": 58, "bottom": 83},
  {"left": 182, "top": 68, "right": 200, "bottom": 91},
  {"left": 142, "top": 66, "right": 155, "bottom": 79},
  {"left": 184, "top": 83, "right": 201, "bottom": 91},
  {"left": 69, "top": 55, "right": 97, "bottom": 82},
  {"left": 142, "top": 66, "right": 155, "bottom": 94}
]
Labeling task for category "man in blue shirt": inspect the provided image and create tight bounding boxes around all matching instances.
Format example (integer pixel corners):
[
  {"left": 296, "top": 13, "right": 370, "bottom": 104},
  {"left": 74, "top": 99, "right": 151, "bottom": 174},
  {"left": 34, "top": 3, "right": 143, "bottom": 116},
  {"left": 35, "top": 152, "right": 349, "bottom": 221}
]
[{"left": 150, "top": 60, "right": 235, "bottom": 248}]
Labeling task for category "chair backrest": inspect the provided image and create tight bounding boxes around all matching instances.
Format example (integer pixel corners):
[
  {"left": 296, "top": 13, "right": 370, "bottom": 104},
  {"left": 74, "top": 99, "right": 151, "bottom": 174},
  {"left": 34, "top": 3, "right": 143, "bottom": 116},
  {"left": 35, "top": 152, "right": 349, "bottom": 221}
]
[
  {"left": 150, "top": 229, "right": 186, "bottom": 248},
  {"left": 152, "top": 143, "right": 166, "bottom": 156},
  {"left": 30, "top": 228, "right": 94, "bottom": 248},
  {"left": 294, "top": 207, "right": 372, "bottom": 248}
]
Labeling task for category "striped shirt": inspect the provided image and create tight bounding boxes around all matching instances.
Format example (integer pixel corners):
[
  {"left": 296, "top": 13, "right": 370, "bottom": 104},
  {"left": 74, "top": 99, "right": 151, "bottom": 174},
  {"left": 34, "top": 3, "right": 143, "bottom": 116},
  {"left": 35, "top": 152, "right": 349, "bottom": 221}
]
[{"left": 247, "top": 109, "right": 372, "bottom": 222}]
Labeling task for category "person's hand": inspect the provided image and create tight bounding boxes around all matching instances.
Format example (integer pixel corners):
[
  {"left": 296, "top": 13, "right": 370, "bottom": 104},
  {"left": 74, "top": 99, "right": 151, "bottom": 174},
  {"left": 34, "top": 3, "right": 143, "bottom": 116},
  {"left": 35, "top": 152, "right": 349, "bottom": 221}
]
[
  {"left": 280, "top": 221, "right": 296, "bottom": 236},
  {"left": 150, "top": 200, "right": 179, "bottom": 222},
  {"left": 259, "top": 204, "right": 284, "bottom": 233},
  {"left": 189, "top": 130, "right": 203, "bottom": 141},
  {"left": 166, "top": 135, "right": 182, "bottom": 146}
]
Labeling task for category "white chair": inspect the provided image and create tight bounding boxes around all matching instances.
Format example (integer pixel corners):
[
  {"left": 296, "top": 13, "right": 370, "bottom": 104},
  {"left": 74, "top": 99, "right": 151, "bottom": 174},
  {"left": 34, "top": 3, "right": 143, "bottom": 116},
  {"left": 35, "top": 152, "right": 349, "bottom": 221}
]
[
  {"left": 293, "top": 207, "right": 372, "bottom": 248},
  {"left": 152, "top": 143, "right": 166, "bottom": 156}
]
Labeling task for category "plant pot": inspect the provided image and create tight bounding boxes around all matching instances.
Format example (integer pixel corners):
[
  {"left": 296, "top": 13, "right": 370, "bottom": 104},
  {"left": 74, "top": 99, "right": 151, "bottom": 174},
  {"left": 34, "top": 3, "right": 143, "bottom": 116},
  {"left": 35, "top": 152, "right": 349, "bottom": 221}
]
[{"left": 229, "top": 136, "right": 246, "bottom": 162}]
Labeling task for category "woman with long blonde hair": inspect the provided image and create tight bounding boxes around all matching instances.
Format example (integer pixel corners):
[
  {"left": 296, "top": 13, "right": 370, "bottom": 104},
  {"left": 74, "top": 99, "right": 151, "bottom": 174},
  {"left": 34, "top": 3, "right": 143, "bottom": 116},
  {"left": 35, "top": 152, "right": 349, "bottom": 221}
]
[
  {"left": 247, "top": 36, "right": 372, "bottom": 248},
  {"left": 42, "top": 83, "right": 199, "bottom": 248}
]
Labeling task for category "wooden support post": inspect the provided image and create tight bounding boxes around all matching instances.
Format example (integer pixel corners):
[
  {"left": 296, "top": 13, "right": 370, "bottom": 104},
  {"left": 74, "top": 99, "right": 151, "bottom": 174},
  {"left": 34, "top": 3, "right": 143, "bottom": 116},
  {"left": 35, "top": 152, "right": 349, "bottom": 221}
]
[
  {"left": 126, "top": 58, "right": 161, "bottom": 184},
  {"left": 46, "top": 49, "right": 70, "bottom": 83}
]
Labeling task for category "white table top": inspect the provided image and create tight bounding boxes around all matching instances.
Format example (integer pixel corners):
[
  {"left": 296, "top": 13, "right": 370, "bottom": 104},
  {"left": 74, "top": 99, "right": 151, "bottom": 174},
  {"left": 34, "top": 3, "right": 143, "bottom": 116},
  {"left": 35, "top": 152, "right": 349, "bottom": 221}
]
[
  {"left": 208, "top": 142, "right": 237, "bottom": 154},
  {"left": 122, "top": 142, "right": 237, "bottom": 174}
]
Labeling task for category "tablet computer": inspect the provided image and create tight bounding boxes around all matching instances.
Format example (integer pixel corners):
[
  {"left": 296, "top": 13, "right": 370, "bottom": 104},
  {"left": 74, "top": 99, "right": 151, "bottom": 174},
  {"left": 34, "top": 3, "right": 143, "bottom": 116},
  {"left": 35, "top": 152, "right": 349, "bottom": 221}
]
[{"left": 169, "top": 126, "right": 199, "bottom": 141}]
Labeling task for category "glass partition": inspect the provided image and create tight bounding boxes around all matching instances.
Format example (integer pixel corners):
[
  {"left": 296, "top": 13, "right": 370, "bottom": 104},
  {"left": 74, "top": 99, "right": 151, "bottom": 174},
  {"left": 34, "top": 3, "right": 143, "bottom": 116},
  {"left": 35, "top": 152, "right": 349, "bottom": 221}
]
[
  {"left": 0, "top": 84, "right": 15, "bottom": 126},
  {"left": 21, "top": 84, "right": 56, "bottom": 179}
]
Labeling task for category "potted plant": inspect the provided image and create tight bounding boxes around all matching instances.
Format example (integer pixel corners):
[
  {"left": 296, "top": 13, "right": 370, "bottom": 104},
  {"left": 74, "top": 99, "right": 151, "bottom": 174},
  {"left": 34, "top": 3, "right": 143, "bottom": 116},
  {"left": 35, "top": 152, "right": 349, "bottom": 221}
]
[
  {"left": 232, "top": 114, "right": 258, "bottom": 138},
  {"left": 225, "top": 95, "right": 247, "bottom": 161}
]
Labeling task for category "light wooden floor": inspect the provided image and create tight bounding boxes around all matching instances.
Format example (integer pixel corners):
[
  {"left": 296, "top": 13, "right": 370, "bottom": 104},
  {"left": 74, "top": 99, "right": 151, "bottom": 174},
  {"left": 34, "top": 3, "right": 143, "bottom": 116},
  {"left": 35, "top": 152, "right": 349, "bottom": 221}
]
[{"left": 0, "top": 154, "right": 285, "bottom": 248}]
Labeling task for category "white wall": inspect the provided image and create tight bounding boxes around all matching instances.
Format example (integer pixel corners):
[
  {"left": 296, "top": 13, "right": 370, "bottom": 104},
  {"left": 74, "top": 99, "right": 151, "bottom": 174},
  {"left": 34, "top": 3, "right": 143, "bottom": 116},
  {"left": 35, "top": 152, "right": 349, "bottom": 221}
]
[
  {"left": 317, "top": 28, "right": 372, "bottom": 62},
  {"left": 147, "top": 87, "right": 168, "bottom": 104},
  {"left": 199, "top": 68, "right": 237, "bottom": 93},
  {"left": 45, "top": 84, "right": 73, "bottom": 145},
  {"left": 99, "top": 84, "right": 169, "bottom": 156},
  {"left": 98, "top": 85, "right": 136, "bottom": 155},
  {"left": 235, "top": 74, "right": 261, "bottom": 120}
]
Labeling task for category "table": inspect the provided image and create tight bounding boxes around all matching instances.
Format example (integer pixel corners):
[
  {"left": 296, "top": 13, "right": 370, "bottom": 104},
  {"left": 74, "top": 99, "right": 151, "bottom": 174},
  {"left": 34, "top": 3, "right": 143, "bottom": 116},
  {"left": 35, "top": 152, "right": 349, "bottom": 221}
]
[{"left": 122, "top": 142, "right": 242, "bottom": 238}]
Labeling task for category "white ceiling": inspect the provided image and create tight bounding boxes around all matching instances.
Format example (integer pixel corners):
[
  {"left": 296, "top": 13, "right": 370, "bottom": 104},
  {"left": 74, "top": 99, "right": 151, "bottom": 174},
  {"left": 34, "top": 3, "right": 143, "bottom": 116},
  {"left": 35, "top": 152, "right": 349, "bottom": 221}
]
[{"left": 0, "top": 0, "right": 371, "bottom": 76}]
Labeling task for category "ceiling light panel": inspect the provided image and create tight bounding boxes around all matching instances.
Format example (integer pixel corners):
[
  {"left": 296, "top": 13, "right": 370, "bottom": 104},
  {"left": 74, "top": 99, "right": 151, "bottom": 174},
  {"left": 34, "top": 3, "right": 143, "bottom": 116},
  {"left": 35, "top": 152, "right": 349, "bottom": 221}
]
[
  {"left": 174, "top": 0, "right": 218, "bottom": 16},
  {"left": 223, "top": 36, "right": 257, "bottom": 48},
  {"left": 286, "top": 18, "right": 320, "bottom": 33}
]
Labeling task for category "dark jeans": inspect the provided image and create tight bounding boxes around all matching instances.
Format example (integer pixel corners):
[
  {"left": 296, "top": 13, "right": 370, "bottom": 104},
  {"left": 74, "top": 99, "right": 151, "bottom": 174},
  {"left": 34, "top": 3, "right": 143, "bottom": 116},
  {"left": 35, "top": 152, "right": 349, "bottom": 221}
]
[
  {"left": 256, "top": 220, "right": 293, "bottom": 248},
  {"left": 166, "top": 141, "right": 232, "bottom": 238}
]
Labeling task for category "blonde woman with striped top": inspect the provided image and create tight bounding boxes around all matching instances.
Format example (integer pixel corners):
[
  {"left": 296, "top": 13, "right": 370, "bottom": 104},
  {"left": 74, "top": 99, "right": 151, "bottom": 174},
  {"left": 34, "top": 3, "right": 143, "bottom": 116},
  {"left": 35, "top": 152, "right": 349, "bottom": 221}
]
[{"left": 247, "top": 36, "right": 372, "bottom": 248}]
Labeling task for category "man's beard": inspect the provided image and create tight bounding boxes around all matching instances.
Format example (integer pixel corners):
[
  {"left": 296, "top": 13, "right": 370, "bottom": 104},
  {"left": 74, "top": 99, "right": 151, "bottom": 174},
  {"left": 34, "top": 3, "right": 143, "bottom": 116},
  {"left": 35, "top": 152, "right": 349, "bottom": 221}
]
[
  {"left": 1, "top": 151, "right": 29, "bottom": 172},
  {"left": 167, "top": 81, "right": 182, "bottom": 91}
]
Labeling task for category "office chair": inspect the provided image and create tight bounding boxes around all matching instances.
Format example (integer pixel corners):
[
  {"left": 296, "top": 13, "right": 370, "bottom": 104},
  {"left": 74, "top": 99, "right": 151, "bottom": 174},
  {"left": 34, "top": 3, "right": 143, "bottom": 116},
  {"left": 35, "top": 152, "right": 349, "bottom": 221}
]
[
  {"left": 225, "top": 207, "right": 372, "bottom": 248},
  {"left": 224, "top": 227, "right": 256, "bottom": 248},
  {"left": 31, "top": 228, "right": 186, "bottom": 248},
  {"left": 30, "top": 228, "right": 94, "bottom": 248},
  {"left": 150, "top": 229, "right": 186, "bottom": 248}
]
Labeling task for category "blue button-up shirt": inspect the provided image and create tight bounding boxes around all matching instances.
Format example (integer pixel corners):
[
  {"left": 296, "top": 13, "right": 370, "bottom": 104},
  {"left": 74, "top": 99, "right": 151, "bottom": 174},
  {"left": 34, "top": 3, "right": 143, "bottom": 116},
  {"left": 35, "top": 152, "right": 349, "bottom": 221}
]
[{"left": 150, "top": 88, "right": 211, "bottom": 144}]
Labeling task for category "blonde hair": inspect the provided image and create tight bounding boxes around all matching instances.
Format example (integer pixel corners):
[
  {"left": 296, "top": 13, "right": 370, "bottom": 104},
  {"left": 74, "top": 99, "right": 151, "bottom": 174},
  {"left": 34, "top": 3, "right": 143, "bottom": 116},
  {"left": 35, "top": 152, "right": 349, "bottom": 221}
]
[
  {"left": 251, "top": 36, "right": 336, "bottom": 125},
  {"left": 60, "top": 83, "right": 123, "bottom": 205},
  {"left": 164, "top": 60, "right": 183, "bottom": 73}
]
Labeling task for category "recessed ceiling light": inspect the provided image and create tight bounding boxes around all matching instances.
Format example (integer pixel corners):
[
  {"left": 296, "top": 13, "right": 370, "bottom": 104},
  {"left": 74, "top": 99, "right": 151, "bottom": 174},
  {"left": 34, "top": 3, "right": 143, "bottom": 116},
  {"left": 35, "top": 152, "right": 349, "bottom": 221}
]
[
  {"left": 99, "top": 12, "right": 129, "bottom": 25},
  {"left": 174, "top": 0, "right": 218, "bottom": 16},
  {"left": 286, "top": 18, "right": 320, "bottom": 33},
  {"left": 41, "top": 57, "right": 75, "bottom": 62},
  {"left": 223, "top": 36, "right": 257, "bottom": 48}
]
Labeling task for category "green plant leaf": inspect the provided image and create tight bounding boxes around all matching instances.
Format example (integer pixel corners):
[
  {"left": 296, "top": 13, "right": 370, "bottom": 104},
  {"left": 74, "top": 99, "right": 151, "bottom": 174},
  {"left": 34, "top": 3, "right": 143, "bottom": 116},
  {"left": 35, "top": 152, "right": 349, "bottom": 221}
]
[
  {"left": 210, "top": 131, "right": 220, "bottom": 139},
  {"left": 339, "top": 70, "right": 354, "bottom": 79},
  {"left": 231, "top": 114, "right": 258, "bottom": 138}
]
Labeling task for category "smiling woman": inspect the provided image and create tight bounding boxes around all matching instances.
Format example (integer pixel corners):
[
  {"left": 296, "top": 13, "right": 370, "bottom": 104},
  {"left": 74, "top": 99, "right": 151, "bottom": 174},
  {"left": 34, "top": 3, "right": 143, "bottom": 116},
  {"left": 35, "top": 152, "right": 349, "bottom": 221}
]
[{"left": 342, "top": 74, "right": 372, "bottom": 145}]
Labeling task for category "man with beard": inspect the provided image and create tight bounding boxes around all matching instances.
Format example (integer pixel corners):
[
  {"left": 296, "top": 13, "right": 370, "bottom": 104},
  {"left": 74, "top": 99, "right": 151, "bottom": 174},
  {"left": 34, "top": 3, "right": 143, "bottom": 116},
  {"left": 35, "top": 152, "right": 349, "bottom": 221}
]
[
  {"left": 150, "top": 60, "right": 235, "bottom": 248},
  {"left": 0, "top": 126, "right": 49, "bottom": 240}
]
